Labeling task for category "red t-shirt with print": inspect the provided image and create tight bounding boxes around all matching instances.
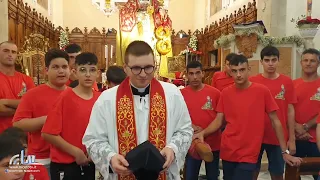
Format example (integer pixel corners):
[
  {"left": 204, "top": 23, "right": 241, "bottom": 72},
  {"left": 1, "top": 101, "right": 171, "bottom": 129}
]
[
  {"left": 216, "top": 83, "right": 279, "bottom": 163},
  {"left": 13, "top": 84, "right": 67, "bottom": 159},
  {"left": 211, "top": 71, "right": 234, "bottom": 92},
  {"left": 23, "top": 164, "right": 49, "bottom": 180},
  {"left": 0, "top": 72, "right": 35, "bottom": 133},
  {"left": 294, "top": 78, "right": 320, "bottom": 143},
  {"left": 250, "top": 74, "right": 297, "bottom": 145},
  {"left": 42, "top": 89, "right": 100, "bottom": 163},
  {"left": 181, "top": 85, "right": 221, "bottom": 151}
]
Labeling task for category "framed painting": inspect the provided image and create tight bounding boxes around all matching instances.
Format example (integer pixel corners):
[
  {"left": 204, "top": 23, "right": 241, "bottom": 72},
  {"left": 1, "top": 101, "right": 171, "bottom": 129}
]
[{"left": 37, "top": 0, "right": 48, "bottom": 10}]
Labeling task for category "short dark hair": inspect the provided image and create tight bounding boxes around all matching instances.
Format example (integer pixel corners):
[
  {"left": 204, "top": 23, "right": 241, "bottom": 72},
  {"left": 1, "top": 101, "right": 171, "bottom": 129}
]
[
  {"left": 225, "top": 53, "right": 237, "bottom": 62},
  {"left": 0, "top": 41, "right": 16, "bottom": 47},
  {"left": 75, "top": 52, "right": 98, "bottom": 66},
  {"left": 302, "top": 48, "right": 320, "bottom": 59},
  {"left": 186, "top": 60, "right": 202, "bottom": 72},
  {"left": 45, "top": 48, "right": 70, "bottom": 68},
  {"left": 106, "top": 66, "right": 126, "bottom": 85},
  {"left": 229, "top": 54, "right": 248, "bottom": 66},
  {"left": 124, "top": 41, "right": 154, "bottom": 64},
  {"left": 69, "top": 80, "right": 79, "bottom": 88},
  {"left": 260, "top": 46, "right": 280, "bottom": 60},
  {"left": 64, "top": 44, "right": 81, "bottom": 53},
  {"left": 0, "top": 136, "right": 24, "bottom": 162},
  {"left": 1, "top": 127, "right": 27, "bottom": 144}
]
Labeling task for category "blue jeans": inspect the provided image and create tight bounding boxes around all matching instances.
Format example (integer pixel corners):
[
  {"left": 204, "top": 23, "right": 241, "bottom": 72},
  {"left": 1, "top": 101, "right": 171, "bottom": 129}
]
[
  {"left": 295, "top": 140, "right": 320, "bottom": 180},
  {"left": 222, "top": 160, "right": 256, "bottom": 180},
  {"left": 185, "top": 151, "right": 220, "bottom": 180},
  {"left": 255, "top": 144, "right": 285, "bottom": 175}
]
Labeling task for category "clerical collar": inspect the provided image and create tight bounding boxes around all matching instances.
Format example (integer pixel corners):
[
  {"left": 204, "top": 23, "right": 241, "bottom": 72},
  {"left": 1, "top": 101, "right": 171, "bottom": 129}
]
[{"left": 131, "top": 84, "right": 150, "bottom": 97}]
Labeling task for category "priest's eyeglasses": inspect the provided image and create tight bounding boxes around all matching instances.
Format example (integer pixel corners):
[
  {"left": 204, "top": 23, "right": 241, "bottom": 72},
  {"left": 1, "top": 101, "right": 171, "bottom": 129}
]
[{"left": 129, "top": 65, "right": 155, "bottom": 75}]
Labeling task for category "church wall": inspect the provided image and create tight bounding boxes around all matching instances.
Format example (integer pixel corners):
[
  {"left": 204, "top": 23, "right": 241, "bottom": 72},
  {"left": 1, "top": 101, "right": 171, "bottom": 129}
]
[
  {"left": 285, "top": 0, "right": 320, "bottom": 49},
  {"left": 23, "top": 0, "right": 52, "bottom": 21},
  {"left": 62, "top": 0, "right": 195, "bottom": 32},
  {"left": 0, "top": 0, "right": 9, "bottom": 42}
]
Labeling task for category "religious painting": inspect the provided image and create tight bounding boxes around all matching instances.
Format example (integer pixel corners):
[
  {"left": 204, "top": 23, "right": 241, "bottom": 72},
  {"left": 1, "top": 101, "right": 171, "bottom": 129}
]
[
  {"left": 210, "top": 0, "right": 222, "bottom": 16},
  {"left": 37, "top": 0, "right": 48, "bottom": 10}
]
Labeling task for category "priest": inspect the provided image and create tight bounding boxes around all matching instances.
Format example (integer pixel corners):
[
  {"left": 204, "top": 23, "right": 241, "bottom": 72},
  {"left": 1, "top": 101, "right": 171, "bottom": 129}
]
[{"left": 83, "top": 41, "right": 193, "bottom": 180}]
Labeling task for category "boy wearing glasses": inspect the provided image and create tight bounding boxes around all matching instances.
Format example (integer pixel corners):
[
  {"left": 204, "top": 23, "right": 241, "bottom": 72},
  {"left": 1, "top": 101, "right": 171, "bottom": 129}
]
[
  {"left": 42, "top": 52, "right": 100, "bottom": 180},
  {"left": 83, "top": 41, "right": 193, "bottom": 179}
]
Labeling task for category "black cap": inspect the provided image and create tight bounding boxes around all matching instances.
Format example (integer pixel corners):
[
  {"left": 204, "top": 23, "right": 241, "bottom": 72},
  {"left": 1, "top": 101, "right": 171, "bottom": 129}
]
[{"left": 125, "top": 141, "right": 165, "bottom": 180}]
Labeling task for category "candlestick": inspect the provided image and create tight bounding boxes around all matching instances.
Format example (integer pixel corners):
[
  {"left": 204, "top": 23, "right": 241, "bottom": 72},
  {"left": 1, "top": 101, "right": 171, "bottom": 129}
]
[
  {"left": 110, "top": 45, "right": 113, "bottom": 59},
  {"left": 105, "top": 45, "right": 108, "bottom": 69},
  {"left": 307, "top": 0, "right": 312, "bottom": 19}
]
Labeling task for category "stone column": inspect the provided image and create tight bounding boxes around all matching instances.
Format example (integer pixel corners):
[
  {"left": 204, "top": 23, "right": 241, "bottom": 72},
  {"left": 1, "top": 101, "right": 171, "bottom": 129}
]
[{"left": 0, "top": 0, "right": 9, "bottom": 42}]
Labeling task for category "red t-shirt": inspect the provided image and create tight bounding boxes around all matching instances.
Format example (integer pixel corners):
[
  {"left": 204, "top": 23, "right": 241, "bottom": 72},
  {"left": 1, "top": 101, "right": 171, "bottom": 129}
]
[
  {"left": 0, "top": 72, "right": 35, "bottom": 133},
  {"left": 211, "top": 71, "right": 234, "bottom": 92},
  {"left": 23, "top": 164, "right": 49, "bottom": 180},
  {"left": 181, "top": 85, "right": 221, "bottom": 151},
  {"left": 293, "top": 78, "right": 320, "bottom": 143},
  {"left": 66, "top": 79, "right": 99, "bottom": 91},
  {"left": 217, "top": 83, "right": 279, "bottom": 163},
  {"left": 250, "top": 74, "right": 297, "bottom": 145},
  {"left": 42, "top": 89, "right": 100, "bottom": 163},
  {"left": 13, "top": 84, "right": 67, "bottom": 159}
]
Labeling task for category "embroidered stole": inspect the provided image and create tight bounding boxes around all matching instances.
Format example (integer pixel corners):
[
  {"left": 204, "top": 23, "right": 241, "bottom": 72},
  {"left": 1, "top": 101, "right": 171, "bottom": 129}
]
[{"left": 116, "top": 78, "right": 167, "bottom": 180}]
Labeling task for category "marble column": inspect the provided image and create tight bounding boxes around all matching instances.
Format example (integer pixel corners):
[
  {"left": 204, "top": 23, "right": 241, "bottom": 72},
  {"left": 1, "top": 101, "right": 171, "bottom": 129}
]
[{"left": 0, "top": 0, "right": 9, "bottom": 43}]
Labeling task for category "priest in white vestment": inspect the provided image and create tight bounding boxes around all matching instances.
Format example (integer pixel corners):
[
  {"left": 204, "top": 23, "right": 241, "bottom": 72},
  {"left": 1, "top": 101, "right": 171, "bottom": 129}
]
[{"left": 83, "top": 41, "right": 193, "bottom": 180}]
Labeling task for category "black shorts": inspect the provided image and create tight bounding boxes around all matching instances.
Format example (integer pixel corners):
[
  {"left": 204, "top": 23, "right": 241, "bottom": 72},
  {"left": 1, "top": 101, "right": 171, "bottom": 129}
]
[{"left": 50, "top": 161, "right": 95, "bottom": 180}]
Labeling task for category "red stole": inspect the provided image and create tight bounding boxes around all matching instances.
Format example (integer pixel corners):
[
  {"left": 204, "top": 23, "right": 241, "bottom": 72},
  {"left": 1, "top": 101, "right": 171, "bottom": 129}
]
[{"left": 116, "top": 78, "right": 167, "bottom": 180}]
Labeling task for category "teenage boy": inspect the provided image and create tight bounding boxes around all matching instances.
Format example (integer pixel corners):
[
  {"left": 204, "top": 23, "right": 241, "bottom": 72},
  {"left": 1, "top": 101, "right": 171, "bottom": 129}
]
[
  {"left": 193, "top": 54, "right": 302, "bottom": 180},
  {"left": 294, "top": 48, "right": 320, "bottom": 180},
  {"left": 106, "top": 65, "right": 126, "bottom": 88},
  {"left": 181, "top": 61, "right": 221, "bottom": 180},
  {"left": 12, "top": 49, "right": 70, "bottom": 176},
  {"left": 250, "top": 46, "right": 297, "bottom": 180},
  {"left": 0, "top": 130, "right": 49, "bottom": 180},
  {"left": 211, "top": 53, "right": 236, "bottom": 91},
  {"left": 42, "top": 52, "right": 100, "bottom": 180},
  {"left": 0, "top": 41, "right": 35, "bottom": 133}
]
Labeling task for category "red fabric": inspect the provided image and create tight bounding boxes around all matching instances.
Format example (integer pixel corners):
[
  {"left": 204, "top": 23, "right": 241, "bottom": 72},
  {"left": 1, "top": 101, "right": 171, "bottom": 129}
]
[
  {"left": 211, "top": 71, "right": 234, "bottom": 92},
  {"left": 119, "top": 0, "right": 138, "bottom": 32},
  {"left": 0, "top": 72, "right": 35, "bottom": 133},
  {"left": 181, "top": 85, "right": 221, "bottom": 151},
  {"left": 65, "top": 79, "right": 71, "bottom": 86},
  {"left": 42, "top": 89, "right": 100, "bottom": 163},
  {"left": 13, "top": 84, "right": 67, "bottom": 159},
  {"left": 216, "top": 83, "right": 279, "bottom": 163},
  {"left": 250, "top": 74, "right": 297, "bottom": 145},
  {"left": 293, "top": 78, "right": 320, "bottom": 143},
  {"left": 23, "top": 164, "right": 49, "bottom": 180}
]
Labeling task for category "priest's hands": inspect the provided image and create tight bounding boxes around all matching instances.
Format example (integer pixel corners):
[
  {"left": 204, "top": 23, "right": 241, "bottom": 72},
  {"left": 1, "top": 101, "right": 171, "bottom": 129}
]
[
  {"left": 110, "top": 154, "right": 131, "bottom": 176},
  {"left": 282, "top": 154, "right": 302, "bottom": 167},
  {"left": 160, "top": 147, "right": 175, "bottom": 170}
]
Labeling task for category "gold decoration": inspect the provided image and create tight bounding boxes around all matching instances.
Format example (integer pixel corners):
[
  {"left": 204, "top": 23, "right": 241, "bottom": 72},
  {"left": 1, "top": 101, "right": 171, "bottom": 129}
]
[
  {"left": 167, "top": 56, "right": 186, "bottom": 73},
  {"left": 116, "top": 95, "right": 138, "bottom": 156},
  {"left": 156, "top": 39, "right": 171, "bottom": 55},
  {"left": 147, "top": 5, "right": 154, "bottom": 15},
  {"left": 155, "top": 26, "right": 170, "bottom": 40},
  {"left": 235, "top": 33, "right": 258, "bottom": 58}
]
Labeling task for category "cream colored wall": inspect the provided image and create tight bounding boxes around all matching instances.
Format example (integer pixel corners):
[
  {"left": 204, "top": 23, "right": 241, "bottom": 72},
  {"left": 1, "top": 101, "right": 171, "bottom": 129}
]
[
  {"left": 23, "top": 0, "right": 51, "bottom": 20},
  {"left": 62, "top": 0, "right": 195, "bottom": 32},
  {"left": 0, "top": 0, "right": 9, "bottom": 42}
]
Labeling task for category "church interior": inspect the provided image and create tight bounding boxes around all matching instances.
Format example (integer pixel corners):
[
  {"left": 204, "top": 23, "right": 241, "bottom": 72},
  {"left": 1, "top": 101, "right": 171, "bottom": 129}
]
[{"left": 0, "top": 0, "right": 320, "bottom": 179}]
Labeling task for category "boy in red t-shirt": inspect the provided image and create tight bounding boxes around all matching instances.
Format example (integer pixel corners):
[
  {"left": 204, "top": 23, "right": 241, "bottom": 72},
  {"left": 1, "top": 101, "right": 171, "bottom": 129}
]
[
  {"left": 0, "top": 128, "right": 49, "bottom": 180},
  {"left": 193, "top": 54, "right": 302, "bottom": 180},
  {"left": 250, "top": 46, "right": 297, "bottom": 180},
  {"left": 12, "top": 49, "right": 70, "bottom": 177},
  {"left": 211, "top": 53, "right": 236, "bottom": 91},
  {"left": 181, "top": 61, "right": 221, "bottom": 180},
  {"left": 0, "top": 41, "right": 35, "bottom": 133},
  {"left": 294, "top": 48, "right": 320, "bottom": 180},
  {"left": 42, "top": 52, "right": 100, "bottom": 180}
]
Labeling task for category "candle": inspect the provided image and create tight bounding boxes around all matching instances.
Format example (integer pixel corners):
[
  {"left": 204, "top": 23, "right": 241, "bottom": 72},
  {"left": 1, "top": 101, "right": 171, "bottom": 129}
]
[
  {"left": 105, "top": 45, "right": 108, "bottom": 69},
  {"left": 110, "top": 45, "right": 113, "bottom": 59},
  {"left": 307, "top": 0, "right": 312, "bottom": 19}
]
